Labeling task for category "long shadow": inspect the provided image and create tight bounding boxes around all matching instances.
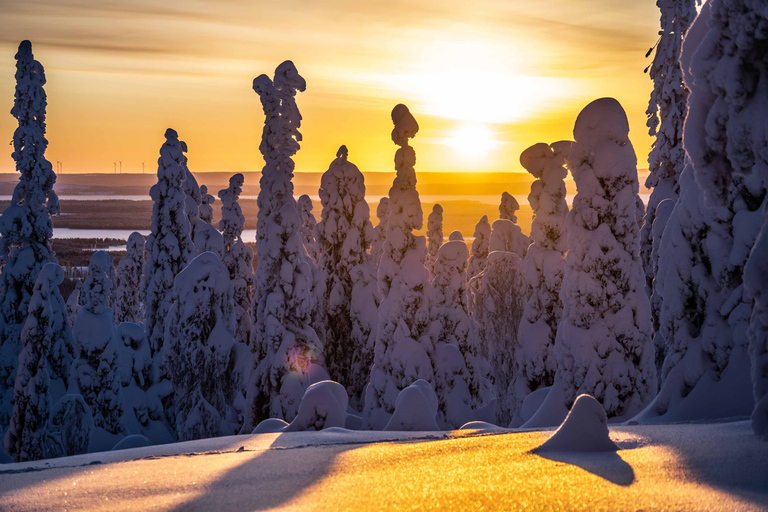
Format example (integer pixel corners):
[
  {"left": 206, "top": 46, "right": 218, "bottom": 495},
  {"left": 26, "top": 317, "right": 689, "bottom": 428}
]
[{"left": 533, "top": 449, "right": 635, "bottom": 486}]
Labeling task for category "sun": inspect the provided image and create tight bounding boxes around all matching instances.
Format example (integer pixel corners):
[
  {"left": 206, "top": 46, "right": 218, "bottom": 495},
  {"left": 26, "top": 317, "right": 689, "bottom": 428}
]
[{"left": 443, "top": 123, "right": 502, "bottom": 159}]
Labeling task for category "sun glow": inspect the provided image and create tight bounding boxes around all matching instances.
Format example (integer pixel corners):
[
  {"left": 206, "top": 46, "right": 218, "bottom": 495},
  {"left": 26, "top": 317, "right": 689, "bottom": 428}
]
[{"left": 442, "top": 123, "right": 503, "bottom": 159}]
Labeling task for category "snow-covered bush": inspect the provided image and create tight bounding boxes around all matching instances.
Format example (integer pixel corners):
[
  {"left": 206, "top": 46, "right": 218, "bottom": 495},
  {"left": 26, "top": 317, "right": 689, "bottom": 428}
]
[
  {"left": 384, "top": 379, "right": 440, "bottom": 431},
  {"left": 362, "top": 104, "right": 442, "bottom": 430},
  {"left": 425, "top": 204, "right": 443, "bottom": 280},
  {"left": 468, "top": 216, "right": 491, "bottom": 280},
  {"left": 316, "top": 146, "right": 378, "bottom": 411},
  {"left": 144, "top": 128, "right": 194, "bottom": 354},
  {"left": 284, "top": 380, "right": 349, "bottom": 432},
  {"left": 219, "top": 173, "right": 254, "bottom": 346},
  {"left": 489, "top": 219, "right": 529, "bottom": 259},
  {"left": 469, "top": 251, "right": 527, "bottom": 426},
  {"left": 511, "top": 141, "right": 570, "bottom": 427},
  {"left": 114, "top": 232, "right": 145, "bottom": 325},
  {"left": 527, "top": 98, "right": 655, "bottom": 427},
  {"left": 0, "top": 41, "right": 59, "bottom": 431},
  {"left": 499, "top": 191, "right": 519, "bottom": 223},
  {"left": 298, "top": 194, "right": 319, "bottom": 262},
  {"left": 164, "top": 252, "right": 243, "bottom": 441},
  {"left": 69, "top": 251, "right": 126, "bottom": 435},
  {"left": 5, "top": 263, "right": 70, "bottom": 461},
  {"left": 371, "top": 197, "right": 389, "bottom": 267},
  {"left": 246, "top": 62, "right": 323, "bottom": 428}
]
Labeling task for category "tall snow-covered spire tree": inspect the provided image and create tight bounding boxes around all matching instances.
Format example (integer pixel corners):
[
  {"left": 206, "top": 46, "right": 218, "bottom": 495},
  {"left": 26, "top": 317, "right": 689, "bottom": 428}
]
[
  {"left": 199, "top": 185, "right": 215, "bottom": 224},
  {"left": 499, "top": 191, "right": 519, "bottom": 223},
  {"left": 526, "top": 98, "right": 656, "bottom": 427},
  {"left": 194, "top": 184, "right": 224, "bottom": 258},
  {"left": 316, "top": 145, "right": 378, "bottom": 410},
  {"left": 4, "top": 263, "right": 70, "bottom": 462},
  {"left": 371, "top": 197, "right": 389, "bottom": 267},
  {"left": 0, "top": 41, "right": 59, "bottom": 431},
  {"left": 362, "top": 104, "right": 442, "bottom": 430},
  {"left": 218, "top": 173, "right": 254, "bottom": 346},
  {"left": 143, "top": 128, "right": 194, "bottom": 355},
  {"left": 114, "top": 232, "right": 145, "bottom": 325},
  {"left": 510, "top": 141, "right": 570, "bottom": 427},
  {"left": 468, "top": 215, "right": 491, "bottom": 280},
  {"left": 246, "top": 61, "right": 323, "bottom": 428},
  {"left": 425, "top": 204, "right": 443, "bottom": 280}
]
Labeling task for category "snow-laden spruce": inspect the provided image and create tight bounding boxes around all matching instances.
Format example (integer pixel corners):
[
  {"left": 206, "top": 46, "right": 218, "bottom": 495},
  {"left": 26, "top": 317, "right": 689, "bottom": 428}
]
[
  {"left": 218, "top": 174, "right": 254, "bottom": 346},
  {"left": 468, "top": 216, "right": 491, "bottom": 280},
  {"left": 425, "top": 204, "right": 443, "bottom": 281},
  {"left": 114, "top": 232, "right": 145, "bottom": 325},
  {"left": 510, "top": 141, "right": 570, "bottom": 427},
  {"left": 199, "top": 185, "right": 215, "bottom": 224},
  {"left": 69, "top": 251, "right": 126, "bottom": 435},
  {"left": 164, "top": 252, "right": 247, "bottom": 441},
  {"left": 246, "top": 62, "right": 323, "bottom": 428},
  {"left": 499, "top": 191, "right": 519, "bottom": 223},
  {"left": 194, "top": 184, "right": 224, "bottom": 257},
  {"left": 489, "top": 219, "right": 529, "bottom": 259},
  {"left": 371, "top": 197, "right": 389, "bottom": 267},
  {"left": 4, "top": 263, "right": 71, "bottom": 462},
  {"left": 469, "top": 251, "right": 527, "bottom": 426},
  {"left": 362, "top": 104, "right": 444, "bottom": 430},
  {"left": 526, "top": 98, "right": 655, "bottom": 428},
  {"left": 298, "top": 194, "right": 319, "bottom": 263},
  {"left": 0, "top": 41, "right": 59, "bottom": 431},
  {"left": 641, "top": 0, "right": 698, "bottom": 300},
  {"left": 143, "top": 129, "right": 195, "bottom": 355},
  {"left": 66, "top": 284, "right": 81, "bottom": 329},
  {"left": 315, "top": 145, "right": 378, "bottom": 411},
  {"left": 180, "top": 140, "right": 202, "bottom": 258}
]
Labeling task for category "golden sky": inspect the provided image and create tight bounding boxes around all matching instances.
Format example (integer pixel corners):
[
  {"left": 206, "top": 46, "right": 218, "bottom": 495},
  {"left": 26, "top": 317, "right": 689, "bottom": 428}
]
[{"left": 0, "top": 0, "right": 661, "bottom": 175}]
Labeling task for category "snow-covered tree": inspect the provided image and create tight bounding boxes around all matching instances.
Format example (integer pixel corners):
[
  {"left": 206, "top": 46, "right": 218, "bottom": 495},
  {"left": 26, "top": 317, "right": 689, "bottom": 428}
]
[
  {"left": 425, "top": 204, "right": 443, "bottom": 280},
  {"left": 0, "top": 41, "right": 59, "bottom": 431},
  {"left": 510, "top": 141, "right": 570, "bottom": 427},
  {"left": 114, "top": 232, "right": 145, "bottom": 325},
  {"left": 199, "top": 185, "right": 215, "bottom": 224},
  {"left": 66, "top": 283, "right": 81, "bottom": 329},
  {"left": 143, "top": 128, "right": 194, "bottom": 355},
  {"left": 362, "top": 104, "right": 442, "bottom": 430},
  {"left": 316, "top": 145, "right": 378, "bottom": 411},
  {"left": 180, "top": 140, "right": 202, "bottom": 258},
  {"left": 468, "top": 215, "right": 491, "bottom": 280},
  {"left": 69, "top": 251, "right": 125, "bottom": 435},
  {"left": 527, "top": 98, "right": 655, "bottom": 427},
  {"left": 194, "top": 184, "right": 224, "bottom": 257},
  {"left": 218, "top": 174, "right": 254, "bottom": 346},
  {"left": 246, "top": 62, "right": 323, "bottom": 428},
  {"left": 499, "top": 191, "right": 519, "bottom": 223},
  {"left": 164, "top": 252, "right": 244, "bottom": 441},
  {"left": 641, "top": 0, "right": 698, "bottom": 291},
  {"left": 298, "top": 194, "right": 319, "bottom": 262},
  {"left": 371, "top": 197, "right": 389, "bottom": 267},
  {"left": 469, "top": 251, "right": 527, "bottom": 426},
  {"left": 489, "top": 219, "right": 530, "bottom": 259},
  {"left": 4, "top": 263, "right": 70, "bottom": 461}
]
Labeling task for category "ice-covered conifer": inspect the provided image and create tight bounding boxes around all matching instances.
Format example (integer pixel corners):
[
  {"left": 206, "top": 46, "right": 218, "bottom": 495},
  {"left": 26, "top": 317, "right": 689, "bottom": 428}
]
[
  {"left": 194, "top": 184, "right": 224, "bottom": 257},
  {"left": 66, "top": 284, "right": 81, "bottom": 329},
  {"left": 219, "top": 174, "right": 254, "bottom": 346},
  {"left": 468, "top": 215, "right": 491, "bottom": 280},
  {"left": 641, "top": 0, "right": 698, "bottom": 299},
  {"left": 164, "top": 252, "right": 242, "bottom": 440},
  {"left": 180, "top": 140, "right": 202, "bottom": 258},
  {"left": 199, "top": 185, "right": 215, "bottom": 224},
  {"left": 510, "top": 141, "right": 570, "bottom": 427},
  {"left": 246, "top": 62, "right": 323, "bottom": 427},
  {"left": 114, "top": 232, "right": 145, "bottom": 325},
  {"left": 362, "top": 104, "right": 442, "bottom": 430},
  {"left": 4, "top": 263, "right": 70, "bottom": 461},
  {"left": 316, "top": 146, "right": 378, "bottom": 410},
  {"left": 425, "top": 204, "right": 443, "bottom": 280},
  {"left": 371, "top": 198, "right": 389, "bottom": 267},
  {"left": 526, "top": 98, "right": 655, "bottom": 427},
  {"left": 0, "top": 41, "right": 59, "bottom": 431},
  {"left": 69, "top": 251, "right": 125, "bottom": 434},
  {"left": 489, "top": 219, "right": 530, "bottom": 259},
  {"left": 499, "top": 191, "right": 519, "bottom": 223},
  {"left": 298, "top": 194, "right": 319, "bottom": 262},
  {"left": 143, "top": 128, "right": 194, "bottom": 354}
]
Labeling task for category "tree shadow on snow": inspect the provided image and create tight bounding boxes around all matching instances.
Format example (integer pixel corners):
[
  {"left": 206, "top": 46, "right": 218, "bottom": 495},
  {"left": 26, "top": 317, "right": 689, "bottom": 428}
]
[{"left": 533, "top": 450, "right": 635, "bottom": 487}]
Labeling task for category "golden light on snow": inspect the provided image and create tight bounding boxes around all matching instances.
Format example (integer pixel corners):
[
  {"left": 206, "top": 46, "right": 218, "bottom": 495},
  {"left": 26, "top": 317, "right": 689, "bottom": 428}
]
[{"left": 442, "top": 123, "right": 503, "bottom": 159}]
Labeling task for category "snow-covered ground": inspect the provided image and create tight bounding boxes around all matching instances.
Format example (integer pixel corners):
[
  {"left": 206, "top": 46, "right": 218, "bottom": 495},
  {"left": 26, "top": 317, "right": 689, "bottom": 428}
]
[{"left": 1, "top": 420, "right": 766, "bottom": 511}]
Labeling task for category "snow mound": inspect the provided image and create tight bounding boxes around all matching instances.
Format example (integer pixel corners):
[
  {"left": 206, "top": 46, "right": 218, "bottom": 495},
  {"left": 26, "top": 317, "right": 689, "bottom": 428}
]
[
  {"left": 284, "top": 381, "right": 349, "bottom": 432},
  {"left": 535, "top": 394, "right": 618, "bottom": 453},
  {"left": 459, "top": 421, "right": 507, "bottom": 432},
  {"left": 252, "top": 418, "right": 289, "bottom": 434},
  {"left": 384, "top": 380, "right": 440, "bottom": 431},
  {"left": 111, "top": 435, "right": 152, "bottom": 451}
]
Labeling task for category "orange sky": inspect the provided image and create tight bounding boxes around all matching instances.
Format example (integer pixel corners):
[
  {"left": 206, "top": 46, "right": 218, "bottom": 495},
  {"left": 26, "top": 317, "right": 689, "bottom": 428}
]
[{"left": 0, "top": 0, "right": 661, "bottom": 175}]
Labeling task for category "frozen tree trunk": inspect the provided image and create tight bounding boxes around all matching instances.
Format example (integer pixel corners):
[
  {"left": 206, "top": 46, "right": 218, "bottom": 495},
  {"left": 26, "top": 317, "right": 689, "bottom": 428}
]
[
  {"left": 362, "top": 104, "right": 443, "bottom": 430},
  {"left": 218, "top": 174, "right": 254, "bottom": 346},
  {"left": 246, "top": 62, "right": 323, "bottom": 429},
  {"left": 0, "top": 41, "right": 59, "bottom": 432},
  {"left": 510, "top": 141, "right": 570, "bottom": 427},
  {"left": 526, "top": 98, "right": 656, "bottom": 428},
  {"left": 468, "top": 216, "right": 491, "bottom": 280},
  {"left": 371, "top": 197, "right": 389, "bottom": 267},
  {"left": 425, "top": 204, "right": 443, "bottom": 281},
  {"left": 143, "top": 129, "right": 194, "bottom": 355},
  {"left": 4, "top": 263, "right": 71, "bottom": 462},
  {"left": 114, "top": 232, "right": 145, "bottom": 325},
  {"left": 316, "top": 146, "right": 378, "bottom": 411}
]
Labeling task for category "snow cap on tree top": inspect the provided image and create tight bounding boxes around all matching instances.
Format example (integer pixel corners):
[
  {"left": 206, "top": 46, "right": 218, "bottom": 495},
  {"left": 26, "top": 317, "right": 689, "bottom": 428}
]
[
  {"left": 573, "top": 98, "right": 629, "bottom": 144},
  {"left": 448, "top": 230, "right": 463, "bottom": 241},
  {"left": 39, "top": 261, "right": 64, "bottom": 286},
  {"left": 164, "top": 128, "right": 178, "bottom": 140},
  {"left": 16, "top": 40, "right": 32, "bottom": 60},
  {"left": 520, "top": 143, "right": 553, "bottom": 178},
  {"left": 89, "top": 250, "right": 112, "bottom": 275},
  {"left": 391, "top": 104, "right": 419, "bottom": 146},
  {"left": 336, "top": 145, "right": 348, "bottom": 160},
  {"left": 274, "top": 60, "right": 306, "bottom": 92},
  {"left": 500, "top": 191, "right": 519, "bottom": 213},
  {"left": 253, "top": 74, "right": 273, "bottom": 94}
]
